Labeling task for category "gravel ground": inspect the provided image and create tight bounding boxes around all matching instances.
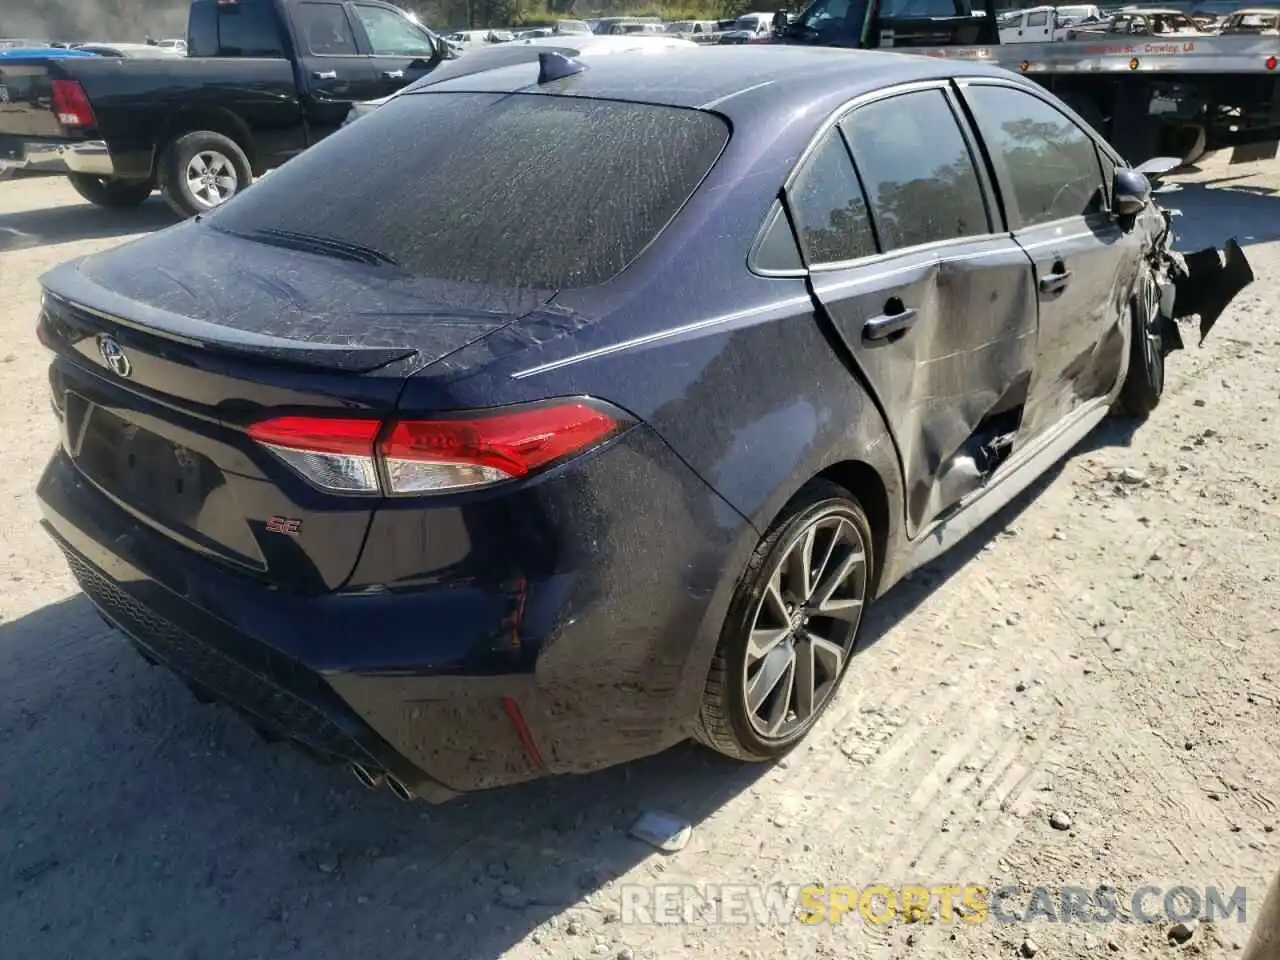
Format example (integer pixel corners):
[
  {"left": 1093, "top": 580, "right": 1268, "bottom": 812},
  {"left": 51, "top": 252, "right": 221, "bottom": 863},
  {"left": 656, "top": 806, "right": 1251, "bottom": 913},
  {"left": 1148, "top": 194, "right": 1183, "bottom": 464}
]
[{"left": 0, "top": 163, "right": 1277, "bottom": 960}]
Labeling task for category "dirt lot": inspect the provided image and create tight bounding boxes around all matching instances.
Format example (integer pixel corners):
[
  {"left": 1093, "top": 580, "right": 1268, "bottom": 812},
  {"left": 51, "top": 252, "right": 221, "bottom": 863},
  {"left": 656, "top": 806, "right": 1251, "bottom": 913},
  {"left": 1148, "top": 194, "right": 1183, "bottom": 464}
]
[{"left": 1, "top": 165, "right": 1278, "bottom": 960}]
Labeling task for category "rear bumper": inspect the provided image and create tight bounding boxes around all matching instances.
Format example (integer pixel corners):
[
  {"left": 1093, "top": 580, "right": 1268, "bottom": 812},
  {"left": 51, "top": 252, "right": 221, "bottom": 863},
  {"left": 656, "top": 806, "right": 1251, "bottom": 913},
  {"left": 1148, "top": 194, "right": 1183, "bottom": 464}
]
[
  {"left": 37, "top": 426, "right": 756, "bottom": 796},
  {"left": 0, "top": 136, "right": 114, "bottom": 176}
]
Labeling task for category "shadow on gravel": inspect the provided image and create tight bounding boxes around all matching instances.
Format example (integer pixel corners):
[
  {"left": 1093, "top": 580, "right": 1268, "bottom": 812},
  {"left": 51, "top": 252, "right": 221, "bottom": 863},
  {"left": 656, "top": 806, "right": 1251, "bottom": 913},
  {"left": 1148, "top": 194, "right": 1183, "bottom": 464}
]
[
  {"left": 0, "top": 409, "right": 1149, "bottom": 960},
  {"left": 0, "top": 489, "right": 1062, "bottom": 960},
  {"left": 0, "top": 197, "right": 176, "bottom": 253},
  {"left": 0, "top": 464, "right": 1104, "bottom": 960},
  {"left": 1161, "top": 177, "right": 1280, "bottom": 251}
]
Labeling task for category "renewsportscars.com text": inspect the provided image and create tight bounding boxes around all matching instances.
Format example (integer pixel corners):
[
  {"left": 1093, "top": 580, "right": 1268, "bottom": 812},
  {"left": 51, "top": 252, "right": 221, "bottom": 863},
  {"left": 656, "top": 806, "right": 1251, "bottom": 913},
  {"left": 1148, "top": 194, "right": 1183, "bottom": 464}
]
[{"left": 619, "top": 883, "right": 1248, "bottom": 926}]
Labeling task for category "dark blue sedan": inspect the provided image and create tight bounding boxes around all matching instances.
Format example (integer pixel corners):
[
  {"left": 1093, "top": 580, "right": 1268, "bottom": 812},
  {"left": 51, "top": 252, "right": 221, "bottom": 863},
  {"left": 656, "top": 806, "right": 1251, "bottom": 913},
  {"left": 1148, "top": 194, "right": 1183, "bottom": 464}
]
[{"left": 35, "top": 46, "right": 1250, "bottom": 800}]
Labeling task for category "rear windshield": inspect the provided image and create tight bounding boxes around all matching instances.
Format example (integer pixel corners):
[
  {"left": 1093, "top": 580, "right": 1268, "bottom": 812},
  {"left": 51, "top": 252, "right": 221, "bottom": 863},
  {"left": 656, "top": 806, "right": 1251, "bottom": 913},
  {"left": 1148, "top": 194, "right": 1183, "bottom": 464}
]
[
  {"left": 209, "top": 92, "right": 728, "bottom": 290},
  {"left": 187, "top": 0, "right": 286, "bottom": 57}
]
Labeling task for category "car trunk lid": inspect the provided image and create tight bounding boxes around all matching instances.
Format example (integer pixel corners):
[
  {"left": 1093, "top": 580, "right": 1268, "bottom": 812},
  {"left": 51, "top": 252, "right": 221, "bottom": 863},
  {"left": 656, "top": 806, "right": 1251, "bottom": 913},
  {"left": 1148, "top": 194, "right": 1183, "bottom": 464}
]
[{"left": 38, "top": 224, "right": 551, "bottom": 596}]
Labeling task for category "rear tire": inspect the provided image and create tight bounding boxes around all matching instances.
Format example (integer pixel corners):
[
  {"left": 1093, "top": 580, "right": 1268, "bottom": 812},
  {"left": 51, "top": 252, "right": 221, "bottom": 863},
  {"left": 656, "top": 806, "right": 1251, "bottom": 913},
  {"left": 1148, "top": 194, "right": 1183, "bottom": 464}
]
[
  {"left": 67, "top": 174, "right": 153, "bottom": 209},
  {"left": 695, "top": 480, "right": 873, "bottom": 761},
  {"left": 1115, "top": 268, "right": 1166, "bottom": 419},
  {"left": 156, "top": 130, "right": 251, "bottom": 218}
]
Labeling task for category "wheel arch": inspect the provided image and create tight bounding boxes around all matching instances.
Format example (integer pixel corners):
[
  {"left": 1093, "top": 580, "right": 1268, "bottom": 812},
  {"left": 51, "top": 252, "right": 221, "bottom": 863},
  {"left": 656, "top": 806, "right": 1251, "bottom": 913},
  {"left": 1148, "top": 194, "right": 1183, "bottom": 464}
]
[
  {"left": 156, "top": 107, "right": 258, "bottom": 172},
  {"left": 813, "top": 459, "right": 892, "bottom": 599}
]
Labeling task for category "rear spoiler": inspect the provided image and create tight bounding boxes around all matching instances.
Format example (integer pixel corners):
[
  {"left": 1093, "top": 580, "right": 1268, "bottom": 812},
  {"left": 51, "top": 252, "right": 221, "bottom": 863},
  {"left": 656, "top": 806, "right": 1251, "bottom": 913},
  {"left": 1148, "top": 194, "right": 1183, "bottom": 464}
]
[{"left": 40, "top": 259, "right": 417, "bottom": 373}]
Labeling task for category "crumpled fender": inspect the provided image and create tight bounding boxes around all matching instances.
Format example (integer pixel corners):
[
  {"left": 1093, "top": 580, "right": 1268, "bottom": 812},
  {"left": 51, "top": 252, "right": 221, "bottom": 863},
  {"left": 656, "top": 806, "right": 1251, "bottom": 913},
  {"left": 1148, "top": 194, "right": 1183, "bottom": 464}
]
[{"left": 1148, "top": 207, "right": 1255, "bottom": 351}]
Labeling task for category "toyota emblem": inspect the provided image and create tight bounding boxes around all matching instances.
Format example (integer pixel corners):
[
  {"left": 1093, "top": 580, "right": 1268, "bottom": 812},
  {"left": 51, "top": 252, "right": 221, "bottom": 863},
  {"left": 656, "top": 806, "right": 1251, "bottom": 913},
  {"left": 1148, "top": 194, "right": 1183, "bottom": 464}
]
[{"left": 97, "top": 335, "right": 132, "bottom": 378}]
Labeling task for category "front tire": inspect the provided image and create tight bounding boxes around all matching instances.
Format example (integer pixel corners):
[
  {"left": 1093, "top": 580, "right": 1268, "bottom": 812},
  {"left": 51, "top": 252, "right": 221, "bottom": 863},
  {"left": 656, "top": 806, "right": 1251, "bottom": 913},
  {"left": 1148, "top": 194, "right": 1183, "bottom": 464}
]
[
  {"left": 156, "top": 130, "right": 251, "bottom": 218},
  {"left": 1115, "top": 267, "right": 1166, "bottom": 419},
  {"left": 695, "top": 481, "right": 873, "bottom": 761},
  {"left": 67, "top": 173, "right": 153, "bottom": 209}
]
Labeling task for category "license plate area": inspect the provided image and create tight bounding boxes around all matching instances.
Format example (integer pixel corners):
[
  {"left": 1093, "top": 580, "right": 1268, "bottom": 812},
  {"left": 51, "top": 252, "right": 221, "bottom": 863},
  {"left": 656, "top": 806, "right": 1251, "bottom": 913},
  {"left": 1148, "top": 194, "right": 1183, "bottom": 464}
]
[{"left": 66, "top": 393, "right": 220, "bottom": 529}]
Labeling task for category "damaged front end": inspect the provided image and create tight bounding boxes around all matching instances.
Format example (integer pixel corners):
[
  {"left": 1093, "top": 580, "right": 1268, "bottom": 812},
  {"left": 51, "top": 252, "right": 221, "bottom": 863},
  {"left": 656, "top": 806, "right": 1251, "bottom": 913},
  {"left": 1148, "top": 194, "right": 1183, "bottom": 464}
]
[{"left": 1146, "top": 205, "right": 1255, "bottom": 352}]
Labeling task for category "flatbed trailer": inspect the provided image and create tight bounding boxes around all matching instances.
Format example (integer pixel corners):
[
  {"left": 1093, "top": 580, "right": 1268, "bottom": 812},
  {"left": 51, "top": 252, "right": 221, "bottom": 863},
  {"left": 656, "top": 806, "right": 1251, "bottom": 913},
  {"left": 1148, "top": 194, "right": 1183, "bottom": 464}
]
[{"left": 775, "top": 2, "right": 1280, "bottom": 164}]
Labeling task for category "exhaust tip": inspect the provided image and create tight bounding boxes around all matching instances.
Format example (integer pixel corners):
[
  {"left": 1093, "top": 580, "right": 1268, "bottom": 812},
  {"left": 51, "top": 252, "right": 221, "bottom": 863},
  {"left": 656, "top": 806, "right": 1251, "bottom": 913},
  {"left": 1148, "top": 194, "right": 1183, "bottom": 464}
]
[
  {"left": 385, "top": 774, "right": 416, "bottom": 802},
  {"left": 349, "top": 762, "right": 384, "bottom": 790}
]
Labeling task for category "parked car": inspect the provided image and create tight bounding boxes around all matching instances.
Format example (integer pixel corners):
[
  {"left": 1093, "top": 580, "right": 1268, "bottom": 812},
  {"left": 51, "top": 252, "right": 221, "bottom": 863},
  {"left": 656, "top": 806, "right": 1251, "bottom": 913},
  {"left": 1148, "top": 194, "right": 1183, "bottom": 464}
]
[
  {"left": 71, "top": 42, "right": 186, "bottom": 58},
  {"left": 665, "top": 18, "right": 720, "bottom": 40},
  {"left": 997, "top": 5, "right": 1079, "bottom": 42},
  {"left": 340, "top": 33, "right": 697, "bottom": 127},
  {"left": 717, "top": 11, "right": 780, "bottom": 42},
  {"left": 35, "top": 46, "right": 1251, "bottom": 802},
  {"left": 591, "top": 15, "right": 662, "bottom": 34},
  {"left": 1216, "top": 6, "right": 1280, "bottom": 32},
  {"left": 0, "top": 45, "right": 103, "bottom": 58},
  {"left": 0, "top": 0, "right": 451, "bottom": 217}
]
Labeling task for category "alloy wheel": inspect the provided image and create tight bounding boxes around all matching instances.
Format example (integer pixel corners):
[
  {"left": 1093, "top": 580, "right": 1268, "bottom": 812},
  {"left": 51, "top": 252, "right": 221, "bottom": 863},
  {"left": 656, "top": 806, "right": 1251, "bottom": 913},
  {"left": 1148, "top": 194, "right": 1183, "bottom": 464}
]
[
  {"left": 185, "top": 150, "right": 238, "bottom": 209},
  {"left": 743, "top": 509, "right": 869, "bottom": 740}
]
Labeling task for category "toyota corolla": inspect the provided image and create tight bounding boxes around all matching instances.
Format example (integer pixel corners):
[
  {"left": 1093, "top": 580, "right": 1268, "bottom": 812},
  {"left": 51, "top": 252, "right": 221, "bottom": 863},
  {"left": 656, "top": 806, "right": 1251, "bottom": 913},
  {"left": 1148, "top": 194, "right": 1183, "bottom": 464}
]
[{"left": 35, "top": 46, "right": 1250, "bottom": 801}]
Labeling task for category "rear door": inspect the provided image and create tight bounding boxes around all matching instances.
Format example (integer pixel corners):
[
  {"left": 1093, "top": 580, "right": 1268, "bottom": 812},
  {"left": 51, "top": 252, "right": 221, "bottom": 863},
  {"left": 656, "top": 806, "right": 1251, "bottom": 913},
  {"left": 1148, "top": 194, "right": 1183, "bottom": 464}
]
[
  {"left": 795, "top": 83, "right": 1039, "bottom": 536},
  {"left": 956, "top": 79, "right": 1141, "bottom": 446},
  {"left": 348, "top": 2, "right": 440, "bottom": 97},
  {"left": 291, "top": 0, "right": 381, "bottom": 138}
]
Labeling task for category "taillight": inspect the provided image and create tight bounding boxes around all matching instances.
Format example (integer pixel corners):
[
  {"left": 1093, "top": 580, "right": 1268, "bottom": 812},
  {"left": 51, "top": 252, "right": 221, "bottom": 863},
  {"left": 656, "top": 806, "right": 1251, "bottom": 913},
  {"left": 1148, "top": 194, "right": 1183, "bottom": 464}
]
[
  {"left": 50, "top": 79, "right": 96, "bottom": 128},
  {"left": 247, "top": 400, "right": 630, "bottom": 496}
]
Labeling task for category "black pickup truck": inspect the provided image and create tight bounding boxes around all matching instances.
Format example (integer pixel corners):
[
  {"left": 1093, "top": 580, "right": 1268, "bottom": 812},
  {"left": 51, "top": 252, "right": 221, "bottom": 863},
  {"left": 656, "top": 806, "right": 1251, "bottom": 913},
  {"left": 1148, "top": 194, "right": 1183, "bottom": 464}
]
[{"left": 0, "top": 0, "right": 450, "bottom": 216}]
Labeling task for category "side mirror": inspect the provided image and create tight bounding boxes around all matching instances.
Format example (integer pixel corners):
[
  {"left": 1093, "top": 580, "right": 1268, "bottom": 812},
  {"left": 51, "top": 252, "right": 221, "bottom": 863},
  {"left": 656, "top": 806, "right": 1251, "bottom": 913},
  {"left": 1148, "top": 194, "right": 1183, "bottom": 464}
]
[{"left": 1113, "top": 168, "right": 1151, "bottom": 216}]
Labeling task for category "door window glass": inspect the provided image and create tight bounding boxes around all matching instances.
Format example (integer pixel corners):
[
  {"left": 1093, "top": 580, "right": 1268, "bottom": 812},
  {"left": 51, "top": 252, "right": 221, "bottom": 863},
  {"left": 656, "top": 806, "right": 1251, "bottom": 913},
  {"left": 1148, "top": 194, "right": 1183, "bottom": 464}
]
[
  {"left": 353, "top": 4, "right": 437, "bottom": 55},
  {"left": 841, "top": 89, "right": 990, "bottom": 252},
  {"left": 962, "top": 84, "right": 1108, "bottom": 227},
  {"left": 753, "top": 201, "right": 805, "bottom": 272},
  {"left": 785, "top": 131, "right": 877, "bottom": 265},
  {"left": 298, "top": 2, "right": 358, "bottom": 55},
  {"left": 1027, "top": 10, "right": 1049, "bottom": 25}
]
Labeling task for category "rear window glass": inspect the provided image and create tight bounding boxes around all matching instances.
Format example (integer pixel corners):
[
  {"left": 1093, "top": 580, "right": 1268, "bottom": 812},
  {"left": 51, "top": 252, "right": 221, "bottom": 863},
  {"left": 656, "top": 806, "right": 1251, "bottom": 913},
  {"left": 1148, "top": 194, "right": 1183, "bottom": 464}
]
[
  {"left": 209, "top": 92, "right": 728, "bottom": 290},
  {"left": 187, "top": 0, "right": 286, "bottom": 57}
]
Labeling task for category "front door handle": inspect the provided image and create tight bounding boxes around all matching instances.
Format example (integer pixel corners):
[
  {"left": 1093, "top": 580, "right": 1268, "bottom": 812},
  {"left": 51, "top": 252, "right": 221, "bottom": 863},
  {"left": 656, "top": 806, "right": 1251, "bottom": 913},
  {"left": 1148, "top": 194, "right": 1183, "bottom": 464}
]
[
  {"left": 1039, "top": 270, "right": 1073, "bottom": 294},
  {"left": 383, "top": 69, "right": 405, "bottom": 79},
  {"left": 862, "top": 305, "right": 919, "bottom": 344},
  {"left": 313, "top": 70, "right": 338, "bottom": 80}
]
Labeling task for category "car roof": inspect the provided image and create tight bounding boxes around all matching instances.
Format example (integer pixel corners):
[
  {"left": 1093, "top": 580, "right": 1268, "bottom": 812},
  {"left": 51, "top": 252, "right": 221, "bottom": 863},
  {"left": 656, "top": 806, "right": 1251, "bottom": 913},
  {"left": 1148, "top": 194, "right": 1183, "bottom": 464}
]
[{"left": 406, "top": 45, "right": 1014, "bottom": 115}]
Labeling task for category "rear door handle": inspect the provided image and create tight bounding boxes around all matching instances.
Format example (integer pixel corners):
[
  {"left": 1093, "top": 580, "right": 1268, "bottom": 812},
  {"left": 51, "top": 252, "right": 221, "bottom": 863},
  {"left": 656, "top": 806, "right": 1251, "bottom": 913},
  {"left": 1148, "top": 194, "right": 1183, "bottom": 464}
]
[
  {"left": 1039, "top": 270, "right": 1073, "bottom": 294},
  {"left": 313, "top": 70, "right": 338, "bottom": 80},
  {"left": 382, "top": 69, "right": 404, "bottom": 79},
  {"left": 862, "top": 306, "right": 918, "bottom": 344}
]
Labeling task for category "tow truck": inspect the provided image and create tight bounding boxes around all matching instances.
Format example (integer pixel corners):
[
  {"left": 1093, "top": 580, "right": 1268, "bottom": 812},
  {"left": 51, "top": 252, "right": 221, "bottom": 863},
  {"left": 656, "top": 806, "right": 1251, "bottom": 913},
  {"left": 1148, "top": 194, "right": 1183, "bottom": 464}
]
[{"left": 772, "top": 0, "right": 1280, "bottom": 165}]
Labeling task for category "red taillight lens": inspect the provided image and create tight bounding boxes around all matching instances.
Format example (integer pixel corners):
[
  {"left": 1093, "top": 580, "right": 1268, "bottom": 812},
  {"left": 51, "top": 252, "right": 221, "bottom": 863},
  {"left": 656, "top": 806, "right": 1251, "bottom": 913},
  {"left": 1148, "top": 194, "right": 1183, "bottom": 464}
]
[
  {"left": 246, "top": 401, "right": 628, "bottom": 496},
  {"left": 50, "top": 79, "right": 96, "bottom": 128},
  {"left": 380, "top": 402, "right": 625, "bottom": 494}
]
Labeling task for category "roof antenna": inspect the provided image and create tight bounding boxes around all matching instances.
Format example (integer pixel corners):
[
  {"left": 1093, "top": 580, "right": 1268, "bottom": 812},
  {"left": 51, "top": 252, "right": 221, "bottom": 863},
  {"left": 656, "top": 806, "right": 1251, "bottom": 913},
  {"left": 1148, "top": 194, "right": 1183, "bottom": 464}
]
[{"left": 537, "top": 51, "right": 586, "bottom": 84}]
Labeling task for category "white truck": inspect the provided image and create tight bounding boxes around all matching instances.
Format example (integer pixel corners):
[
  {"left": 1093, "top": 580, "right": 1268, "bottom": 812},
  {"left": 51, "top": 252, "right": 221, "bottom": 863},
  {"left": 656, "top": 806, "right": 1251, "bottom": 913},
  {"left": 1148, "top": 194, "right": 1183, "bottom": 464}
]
[{"left": 997, "top": 5, "right": 1093, "bottom": 44}]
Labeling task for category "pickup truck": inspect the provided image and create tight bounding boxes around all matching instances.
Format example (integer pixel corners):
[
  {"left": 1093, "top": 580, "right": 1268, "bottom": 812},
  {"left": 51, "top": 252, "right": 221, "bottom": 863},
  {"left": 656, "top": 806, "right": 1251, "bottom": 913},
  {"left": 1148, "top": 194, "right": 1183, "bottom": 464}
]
[{"left": 0, "top": 0, "right": 450, "bottom": 217}]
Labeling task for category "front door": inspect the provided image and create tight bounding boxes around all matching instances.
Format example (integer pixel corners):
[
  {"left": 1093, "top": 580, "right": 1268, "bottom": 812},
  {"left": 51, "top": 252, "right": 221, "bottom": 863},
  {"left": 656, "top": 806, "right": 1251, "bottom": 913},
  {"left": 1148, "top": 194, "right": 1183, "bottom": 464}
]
[
  {"left": 795, "top": 85, "right": 1039, "bottom": 536},
  {"left": 956, "top": 80, "right": 1144, "bottom": 445},
  {"left": 349, "top": 1, "right": 443, "bottom": 98},
  {"left": 293, "top": 0, "right": 382, "bottom": 142}
]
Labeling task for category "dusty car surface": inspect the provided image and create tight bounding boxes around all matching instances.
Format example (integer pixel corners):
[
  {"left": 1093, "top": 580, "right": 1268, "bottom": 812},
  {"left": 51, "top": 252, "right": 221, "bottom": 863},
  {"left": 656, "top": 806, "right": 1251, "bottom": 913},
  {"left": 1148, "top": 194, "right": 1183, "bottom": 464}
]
[
  {"left": 340, "top": 33, "right": 696, "bottom": 126},
  {"left": 35, "top": 46, "right": 1251, "bottom": 802}
]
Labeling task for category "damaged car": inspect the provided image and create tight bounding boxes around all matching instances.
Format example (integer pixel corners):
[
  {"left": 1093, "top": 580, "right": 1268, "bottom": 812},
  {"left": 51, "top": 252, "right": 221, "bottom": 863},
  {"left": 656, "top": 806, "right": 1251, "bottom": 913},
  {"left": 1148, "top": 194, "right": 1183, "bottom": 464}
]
[{"left": 35, "top": 47, "right": 1251, "bottom": 801}]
